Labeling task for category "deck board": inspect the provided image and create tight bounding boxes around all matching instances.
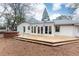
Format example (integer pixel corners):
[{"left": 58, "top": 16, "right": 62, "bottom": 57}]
[{"left": 18, "top": 33, "right": 79, "bottom": 43}]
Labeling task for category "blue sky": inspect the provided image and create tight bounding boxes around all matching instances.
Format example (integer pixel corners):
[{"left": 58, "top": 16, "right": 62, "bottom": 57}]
[
  {"left": 0, "top": 3, "right": 77, "bottom": 25},
  {"left": 44, "top": 3, "right": 75, "bottom": 15},
  {"left": 34, "top": 3, "right": 76, "bottom": 21},
  {"left": 0, "top": 3, "right": 76, "bottom": 23}
]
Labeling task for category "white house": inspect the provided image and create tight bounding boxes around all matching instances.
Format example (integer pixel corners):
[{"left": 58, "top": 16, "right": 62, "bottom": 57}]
[{"left": 17, "top": 8, "right": 79, "bottom": 38}]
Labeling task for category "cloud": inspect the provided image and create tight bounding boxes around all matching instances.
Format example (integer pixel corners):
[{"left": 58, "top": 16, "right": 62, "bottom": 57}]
[
  {"left": 0, "top": 6, "right": 4, "bottom": 12},
  {"left": 72, "top": 8, "right": 79, "bottom": 20},
  {"left": 65, "top": 3, "right": 77, "bottom": 8},
  {"left": 28, "top": 3, "right": 62, "bottom": 21},
  {"left": 53, "top": 3, "right": 62, "bottom": 11},
  {"left": 32, "top": 3, "right": 61, "bottom": 21},
  {"left": 73, "top": 8, "right": 79, "bottom": 15},
  {"left": 32, "top": 3, "right": 46, "bottom": 21},
  {"left": 65, "top": 4, "right": 71, "bottom": 7},
  {"left": 33, "top": 3, "right": 61, "bottom": 21},
  {"left": 50, "top": 13, "right": 61, "bottom": 20}
]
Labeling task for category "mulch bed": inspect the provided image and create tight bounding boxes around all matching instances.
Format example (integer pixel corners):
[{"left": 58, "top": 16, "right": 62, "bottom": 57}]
[{"left": 0, "top": 31, "right": 19, "bottom": 38}]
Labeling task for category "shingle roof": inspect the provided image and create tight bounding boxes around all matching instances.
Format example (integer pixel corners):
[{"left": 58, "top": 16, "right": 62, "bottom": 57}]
[
  {"left": 25, "top": 18, "right": 79, "bottom": 25},
  {"left": 25, "top": 18, "right": 42, "bottom": 23},
  {"left": 54, "top": 19, "right": 79, "bottom": 25}
]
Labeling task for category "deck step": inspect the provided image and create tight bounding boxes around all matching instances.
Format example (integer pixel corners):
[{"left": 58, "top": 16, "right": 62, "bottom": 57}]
[
  {"left": 15, "top": 37, "right": 54, "bottom": 46},
  {"left": 15, "top": 37, "right": 79, "bottom": 46},
  {"left": 53, "top": 40, "right": 79, "bottom": 46}
]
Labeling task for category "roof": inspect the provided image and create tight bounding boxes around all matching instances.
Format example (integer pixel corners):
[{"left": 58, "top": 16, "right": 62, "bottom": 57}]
[
  {"left": 25, "top": 17, "right": 54, "bottom": 24},
  {"left": 54, "top": 19, "right": 79, "bottom": 25},
  {"left": 42, "top": 8, "right": 50, "bottom": 21},
  {"left": 25, "top": 18, "right": 79, "bottom": 25},
  {"left": 25, "top": 18, "right": 42, "bottom": 24}
]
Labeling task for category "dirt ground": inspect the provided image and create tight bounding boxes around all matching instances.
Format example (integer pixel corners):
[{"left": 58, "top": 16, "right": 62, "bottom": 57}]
[{"left": 0, "top": 38, "right": 79, "bottom": 56}]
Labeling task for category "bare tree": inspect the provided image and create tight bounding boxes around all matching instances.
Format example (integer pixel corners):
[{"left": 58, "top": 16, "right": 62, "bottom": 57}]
[{"left": 1, "top": 3, "right": 34, "bottom": 31}]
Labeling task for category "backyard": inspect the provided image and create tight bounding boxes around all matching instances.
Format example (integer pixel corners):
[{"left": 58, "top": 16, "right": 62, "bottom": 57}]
[{"left": 0, "top": 38, "right": 79, "bottom": 56}]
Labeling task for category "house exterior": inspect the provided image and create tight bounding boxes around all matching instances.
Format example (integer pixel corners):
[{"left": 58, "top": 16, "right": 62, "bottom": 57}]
[{"left": 17, "top": 8, "right": 79, "bottom": 37}]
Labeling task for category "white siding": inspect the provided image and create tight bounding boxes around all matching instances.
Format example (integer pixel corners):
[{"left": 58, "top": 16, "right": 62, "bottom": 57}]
[
  {"left": 17, "top": 23, "right": 31, "bottom": 34},
  {"left": 55, "top": 26, "right": 75, "bottom": 37},
  {"left": 74, "top": 26, "right": 79, "bottom": 37},
  {"left": 30, "top": 23, "right": 54, "bottom": 36},
  {"left": 17, "top": 23, "right": 76, "bottom": 37},
  {"left": 17, "top": 22, "right": 55, "bottom": 36}
]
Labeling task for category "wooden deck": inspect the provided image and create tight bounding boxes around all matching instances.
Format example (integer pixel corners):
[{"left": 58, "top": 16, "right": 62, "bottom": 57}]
[{"left": 18, "top": 33, "right": 78, "bottom": 43}]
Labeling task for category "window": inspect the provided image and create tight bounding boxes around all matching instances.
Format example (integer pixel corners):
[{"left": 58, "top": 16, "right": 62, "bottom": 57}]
[
  {"left": 45, "top": 26, "right": 48, "bottom": 34},
  {"left": 38, "top": 27, "right": 40, "bottom": 34},
  {"left": 28, "top": 26, "right": 30, "bottom": 30},
  {"left": 41, "top": 27, "right": 43, "bottom": 34},
  {"left": 55, "top": 26, "right": 60, "bottom": 32},
  {"left": 49, "top": 26, "right": 52, "bottom": 34},
  {"left": 34, "top": 26, "right": 36, "bottom": 33},
  {"left": 31, "top": 26, "right": 33, "bottom": 33},
  {"left": 23, "top": 26, "right": 25, "bottom": 32}
]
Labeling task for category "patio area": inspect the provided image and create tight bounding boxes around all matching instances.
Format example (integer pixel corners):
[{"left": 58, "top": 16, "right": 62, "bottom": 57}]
[{"left": 18, "top": 33, "right": 79, "bottom": 43}]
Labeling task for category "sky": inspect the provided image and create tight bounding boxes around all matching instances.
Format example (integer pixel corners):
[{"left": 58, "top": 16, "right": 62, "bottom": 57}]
[
  {"left": 0, "top": 3, "right": 77, "bottom": 25},
  {"left": 33, "top": 3, "right": 76, "bottom": 21}
]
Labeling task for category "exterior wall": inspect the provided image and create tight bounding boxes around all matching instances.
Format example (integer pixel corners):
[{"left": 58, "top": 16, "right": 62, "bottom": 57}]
[
  {"left": 17, "top": 23, "right": 31, "bottom": 34},
  {"left": 74, "top": 26, "right": 79, "bottom": 37},
  {"left": 0, "top": 29, "right": 6, "bottom": 32},
  {"left": 54, "top": 25, "right": 75, "bottom": 37},
  {"left": 30, "top": 23, "right": 54, "bottom": 36},
  {"left": 17, "top": 23, "right": 77, "bottom": 37}
]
